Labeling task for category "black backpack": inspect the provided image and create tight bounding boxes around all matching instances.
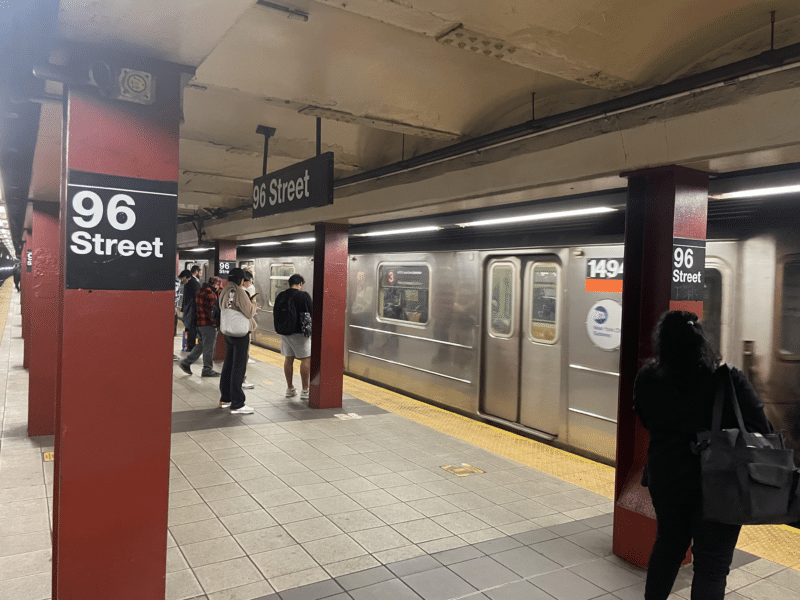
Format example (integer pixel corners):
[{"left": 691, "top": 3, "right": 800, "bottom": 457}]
[{"left": 273, "top": 289, "right": 298, "bottom": 335}]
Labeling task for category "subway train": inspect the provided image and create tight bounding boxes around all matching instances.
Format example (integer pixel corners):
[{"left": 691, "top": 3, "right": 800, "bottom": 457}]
[{"left": 235, "top": 188, "right": 800, "bottom": 465}]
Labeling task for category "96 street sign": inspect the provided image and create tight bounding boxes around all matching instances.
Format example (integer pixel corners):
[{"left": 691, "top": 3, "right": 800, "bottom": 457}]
[
  {"left": 671, "top": 238, "right": 706, "bottom": 301},
  {"left": 218, "top": 261, "right": 233, "bottom": 276},
  {"left": 66, "top": 170, "right": 177, "bottom": 291},
  {"left": 252, "top": 152, "right": 334, "bottom": 219}
]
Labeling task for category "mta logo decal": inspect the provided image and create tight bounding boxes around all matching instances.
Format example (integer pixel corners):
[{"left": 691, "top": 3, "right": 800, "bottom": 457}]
[{"left": 593, "top": 306, "right": 608, "bottom": 324}]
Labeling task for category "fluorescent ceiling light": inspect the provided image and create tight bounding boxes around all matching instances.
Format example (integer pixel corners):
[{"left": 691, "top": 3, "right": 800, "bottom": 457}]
[
  {"left": 256, "top": 0, "right": 308, "bottom": 21},
  {"left": 359, "top": 226, "right": 441, "bottom": 237},
  {"left": 244, "top": 241, "right": 281, "bottom": 247},
  {"left": 187, "top": 247, "right": 213, "bottom": 252},
  {"left": 298, "top": 106, "right": 460, "bottom": 141},
  {"left": 287, "top": 237, "right": 315, "bottom": 243},
  {"left": 461, "top": 206, "right": 617, "bottom": 228},
  {"left": 709, "top": 184, "right": 800, "bottom": 200}
]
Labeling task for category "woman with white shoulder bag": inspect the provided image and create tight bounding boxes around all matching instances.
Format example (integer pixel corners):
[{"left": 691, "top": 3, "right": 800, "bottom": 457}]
[{"left": 218, "top": 268, "right": 259, "bottom": 414}]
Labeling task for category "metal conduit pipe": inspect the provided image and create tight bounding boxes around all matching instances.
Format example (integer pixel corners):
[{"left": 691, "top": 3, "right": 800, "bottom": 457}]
[{"left": 335, "top": 43, "right": 800, "bottom": 190}]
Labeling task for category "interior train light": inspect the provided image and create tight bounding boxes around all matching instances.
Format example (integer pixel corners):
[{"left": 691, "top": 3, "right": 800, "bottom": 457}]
[
  {"left": 187, "top": 247, "right": 214, "bottom": 252},
  {"left": 244, "top": 241, "right": 281, "bottom": 247},
  {"left": 286, "top": 237, "right": 315, "bottom": 243},
  {"left": 358, "top": 226, "right": 442, "bottom": 237},
  {"left": 708, "top": 184, "right": 800, "bottom": 200},
  {"left": 460, "top": 206, "right": 617, "bottom": 228}
]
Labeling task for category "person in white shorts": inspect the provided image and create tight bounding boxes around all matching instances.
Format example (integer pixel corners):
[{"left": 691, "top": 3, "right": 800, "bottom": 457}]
[{"left": 273, "top": 274, "right": 313, "bottom": 399}]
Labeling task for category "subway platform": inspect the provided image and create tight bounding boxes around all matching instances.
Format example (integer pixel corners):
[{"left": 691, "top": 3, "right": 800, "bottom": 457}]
[{"left": 0, "top": 284, "right": 799, "bottom": 600}]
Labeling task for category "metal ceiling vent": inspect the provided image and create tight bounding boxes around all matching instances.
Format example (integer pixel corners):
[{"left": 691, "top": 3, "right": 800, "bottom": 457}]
[
  {"left": 436, "top": 24, "right": 517, "bottom": 62},
  {"left": 297, "top": 106, "right": 460, "bottom": 141}
]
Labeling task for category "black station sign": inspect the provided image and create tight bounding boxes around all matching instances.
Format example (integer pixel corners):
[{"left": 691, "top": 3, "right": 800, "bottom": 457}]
[
  {"left": 252, "top": 152, "right": 334, "bottom": 219},
  {"left": 218, "top": 261, "right": 233, "bottom": 277},
  {"left": 26, "top": 249, "right": 32, "bottom": 272},
  {"left": 671, "top": 237, "right": 706, "bottom": 301},
  {"left": 65, "top": 170, "right": 178, "bottom": 291}
]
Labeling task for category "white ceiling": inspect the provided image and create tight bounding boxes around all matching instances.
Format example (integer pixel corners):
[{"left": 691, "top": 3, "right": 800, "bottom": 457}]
[{"left": 36, "top": 0, "right": 800, "bottom": 238}]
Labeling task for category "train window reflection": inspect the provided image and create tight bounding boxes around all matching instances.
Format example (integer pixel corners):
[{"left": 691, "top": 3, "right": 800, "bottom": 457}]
[
  {"left": 530, "top": 263, "right": 558, "bottom": 343},
  {"left": 780, "top": 260, "right": 800, "bottom": 356},
  {"left": 269, "top": 264, "right": 295, "bottom": 306},
  {"left": 378, "top": 264, "right": 429, "bottom": 324},
  {"left": 702, "top": 268, "right": 722, "bottom": 354},
  {"left": 490, "top": 263, "right": 514, "bottom": 338}
]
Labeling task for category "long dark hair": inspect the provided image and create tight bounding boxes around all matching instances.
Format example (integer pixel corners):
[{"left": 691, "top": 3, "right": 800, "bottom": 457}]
[{"left": 651, "top": 310, "right": 719, "bottom": 375}]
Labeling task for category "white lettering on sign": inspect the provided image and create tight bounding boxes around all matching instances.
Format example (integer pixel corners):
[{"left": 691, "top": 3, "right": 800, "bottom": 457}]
[
  {"left": 673, "top": 270, "right": 702, "bottom": 283},
  {"left": 254, "top": 170, "right": 311, "bottom": 210},
  {"left": 68, "top": 190, "right": 162, "bottom": 258},
  {"left": 586, "top": 258, "right": 624, "bottom": 279},
  {"left": 670, "top": 239, "right": 706, "bottom": 302}
]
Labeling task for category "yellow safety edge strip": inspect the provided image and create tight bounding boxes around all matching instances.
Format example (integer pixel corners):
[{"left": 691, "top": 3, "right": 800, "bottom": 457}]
[
  {"left": 0, "top": 279, "right": 13, "bottom": 343},
  {"left": 249, "top": 344, "right": 800, "bottom": 570}
]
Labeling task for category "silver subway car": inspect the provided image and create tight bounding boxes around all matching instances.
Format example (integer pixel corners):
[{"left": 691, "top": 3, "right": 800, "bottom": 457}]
[{"left": 247, "top": 230, "right": 800, "bottom": 464}]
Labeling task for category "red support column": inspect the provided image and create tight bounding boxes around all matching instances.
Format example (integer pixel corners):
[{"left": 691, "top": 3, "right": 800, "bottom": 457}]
[
  {"left": 53, "top": 57, "right": 183, "bottom": 600},
  {"left": 28, "top": 203, "right": 60, "bottom": 436},
  {"left": 309, "top": 223, "right": 348, "bottom": 409},
  {"left": 613, "top": 166, "right": 708, "bottom": 568},
  {"left": 213, "top": 240, "right": 236, "bottom": 360}
]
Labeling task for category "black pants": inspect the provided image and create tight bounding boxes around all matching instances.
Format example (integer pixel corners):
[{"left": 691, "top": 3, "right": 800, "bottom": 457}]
[
  {"left": 185, "top": 324, "right": 197, "bottom": 351},
  {"left": 646, "top": 495, "right": 741, "bottom": 600},
  {"left": 220, "top": 334, "right": 249, "bottom": 410}
]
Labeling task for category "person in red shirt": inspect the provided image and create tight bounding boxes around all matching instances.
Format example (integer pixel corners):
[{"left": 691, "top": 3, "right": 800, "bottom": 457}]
[{"left": 179, "top": 276, "right": 224, "bottom": 377}]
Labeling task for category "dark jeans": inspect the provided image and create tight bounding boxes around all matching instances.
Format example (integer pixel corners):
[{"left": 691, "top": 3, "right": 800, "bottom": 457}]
[
  {"left": 182, "top": 326, "right": 217, "bottom": 374},
  {"left": 646, "top": 495, "right": 741, "bottom": 600},
  {"left": 220, "top": 334, "right": 249, "bottom": 410}
]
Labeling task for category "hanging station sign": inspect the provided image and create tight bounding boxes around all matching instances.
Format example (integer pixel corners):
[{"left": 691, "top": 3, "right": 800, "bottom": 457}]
[
  {"left": 65, "top": 170, "right": 177, "bottom": 291},
  {"left": 671, "top": 238, "right": 706, "bottom": 301},
  {"left": 252, "top": 152, "right": 334, "bottom": 219}
]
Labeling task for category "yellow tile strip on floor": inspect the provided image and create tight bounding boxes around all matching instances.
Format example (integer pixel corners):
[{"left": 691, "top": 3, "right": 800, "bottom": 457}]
[
  {"left": 0, "top": 279, "right": 13, "bottom": 341},
  {"left": 249, "top": 344, "right": 800, "bottom": 570}
]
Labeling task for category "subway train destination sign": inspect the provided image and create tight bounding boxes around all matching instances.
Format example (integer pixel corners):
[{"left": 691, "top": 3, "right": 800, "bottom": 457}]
[
  {"left": 252, "top": 152, "right": 334, "bottom": 219},
  {"left": 671, "top": 238, "right": 706, "bottom": 301},
  {"left": 65, "top": 170, "right": 177, "bottom": 291},
  {"left": 585, "top": 257, "right": 624, "bottom": 293}
]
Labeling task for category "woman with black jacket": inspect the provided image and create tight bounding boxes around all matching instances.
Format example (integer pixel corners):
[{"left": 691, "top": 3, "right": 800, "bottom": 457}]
[{"left": 634, "top": 310, "right": 773, "bottom": 600}]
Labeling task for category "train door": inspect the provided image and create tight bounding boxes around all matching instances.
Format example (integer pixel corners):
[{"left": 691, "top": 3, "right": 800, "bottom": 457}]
[{"left": 481, "top": 256, "right": 562, "bottom": 436}]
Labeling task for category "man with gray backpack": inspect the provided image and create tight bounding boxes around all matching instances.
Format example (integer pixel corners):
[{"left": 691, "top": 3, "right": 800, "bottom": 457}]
[{"left": 273, "top": 274, "right": 313, "bottom": 399}]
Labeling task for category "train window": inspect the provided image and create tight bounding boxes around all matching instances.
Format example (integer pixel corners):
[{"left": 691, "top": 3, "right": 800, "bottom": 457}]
[
  {"left": 489, "top": 262, "right": 514, "bottom": 338},
  {"left": 269, "top": 264, "right": 295, "bottom": 306},
  {"left": 780, "top": 260, "right": 800, "bottom": 356},
  {"left": 530, "top": 263, "right": 558, "bottom": 343},
  {"left": 377, "top": 265, "right": 429, "bottom": 324},
  {"left": 702, "top": 268, "right": 723, "bottom": 353}
]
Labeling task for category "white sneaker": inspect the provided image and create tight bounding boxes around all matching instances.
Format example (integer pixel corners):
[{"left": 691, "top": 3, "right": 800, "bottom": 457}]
[
  {"left": 286, "top": 387, "right": 297, "bottom": 397},
  {"left": 300, "top": 389, "right": 309, "bottom": 399},
  {"left": 230, "top": 405, "right": 254, "bottom": 414},
  {"left": 242, "top": 381, "right": 255, "bottom": 389},
  {"left": 248, "top": 357, "right": 256, "bottom": 364},
  {"left": 219, "top": 401, "right": 231, "bottom": 409}
]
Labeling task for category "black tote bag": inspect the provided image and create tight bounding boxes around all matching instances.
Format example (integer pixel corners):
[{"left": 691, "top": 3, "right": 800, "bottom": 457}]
[{"left": 695, "top": 365, "right": 799, "bottom": 525}]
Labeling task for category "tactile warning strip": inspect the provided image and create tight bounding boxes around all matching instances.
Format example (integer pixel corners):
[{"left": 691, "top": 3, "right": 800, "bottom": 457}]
[
  {"left": 248, "top": 345, "right": 800, "bottom": 570},
  {"left": 0, "top": 280, "right": 13, "bottom": 342}
]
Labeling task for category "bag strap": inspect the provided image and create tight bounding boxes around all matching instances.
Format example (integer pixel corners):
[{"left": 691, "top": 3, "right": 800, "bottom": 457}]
[{"left": 713, "top": 364, "right": 748, "bottom": 433}]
